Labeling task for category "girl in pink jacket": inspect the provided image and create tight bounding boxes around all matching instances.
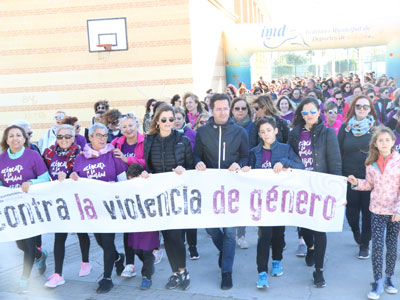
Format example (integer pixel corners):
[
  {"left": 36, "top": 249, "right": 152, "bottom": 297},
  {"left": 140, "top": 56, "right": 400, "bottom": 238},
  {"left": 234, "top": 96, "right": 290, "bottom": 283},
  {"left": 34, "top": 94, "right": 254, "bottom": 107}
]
[{"left": 348, "top": 126, "right": 400, "bottom": 300}]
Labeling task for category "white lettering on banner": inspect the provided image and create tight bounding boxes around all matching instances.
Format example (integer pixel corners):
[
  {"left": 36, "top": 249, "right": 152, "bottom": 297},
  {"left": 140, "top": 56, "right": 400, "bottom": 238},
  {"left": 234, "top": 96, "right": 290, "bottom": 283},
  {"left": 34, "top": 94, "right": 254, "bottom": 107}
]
[{"left": 0, "top": 169, "right": 347, "bottom": 243}]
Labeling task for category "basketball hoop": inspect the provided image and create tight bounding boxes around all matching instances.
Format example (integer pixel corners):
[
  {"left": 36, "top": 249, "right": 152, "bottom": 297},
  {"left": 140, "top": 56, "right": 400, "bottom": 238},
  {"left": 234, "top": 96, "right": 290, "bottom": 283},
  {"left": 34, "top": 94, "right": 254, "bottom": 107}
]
[{"left": 97, "top": 44, "right": 112, "bottom": 61}]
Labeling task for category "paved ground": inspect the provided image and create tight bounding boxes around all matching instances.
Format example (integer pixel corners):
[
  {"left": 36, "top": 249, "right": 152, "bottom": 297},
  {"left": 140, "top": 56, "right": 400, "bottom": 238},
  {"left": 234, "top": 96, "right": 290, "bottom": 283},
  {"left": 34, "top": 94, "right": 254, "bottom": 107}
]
[{"left": 0, "top": 224, "right": 399, "bottom": 300}]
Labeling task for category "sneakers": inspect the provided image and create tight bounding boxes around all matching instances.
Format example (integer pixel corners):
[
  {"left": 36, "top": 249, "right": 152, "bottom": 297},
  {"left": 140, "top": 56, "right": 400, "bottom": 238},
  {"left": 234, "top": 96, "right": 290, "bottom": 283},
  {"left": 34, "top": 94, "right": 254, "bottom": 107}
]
[
  {"left": 165, "top": 270, "right": 190, "bottom": 290},
  {"left": 257, "top": 272, "right": 268, "bottom": 289},
  {"left": 359, "top": 247, "right": 370, "bottom": 259},
  {"left": 121, "top": 264, "right": 136, "bottom": 278},
  {"left": 237, "top": 236, "right": 249, "bottom": 249},
  {"left": 384, "top": 276, "right": 398, "bottom": 294},
  {"left": 271, "top": 260, "right": 283, "bottom": 277},
  {"left": 305, "top": 249, "right": 315, "bottom": 267},
  {"left": 45, "top": 273, "right": 65, "bottom": 288},
  {"left": 313, "top": 269, "right": 326, "bottom": 288},
  {"left": 153, "top": 248, "right": 163, "bottom": 265},
  {"left": 368, "top": 279, "right": 383, "bottom": 299},
  {"left": 115, "top": 253, "right": 125, "bottom": 276},
  {"left": 36, "top": 249, "right": 48, "bottom": 275},
  {"left": 140, "top": 277, "right": 152, "bottom": 290},
  {"left": 353, "top": 230, "right": 361, "bottom": 245},
  {"left": 96, "top": 278, "right": 114, "bottom": 294},
  {"left": 79, "top": 262, "right": 91, "bottom": 277},
  {"left": 296, "top": 243, "right": 307, "bottom": 257},
  {"left": 189, "top": 246, "right": 200, "bottom": 260},
  {"left": 17, "top": 279, "right": 29, "bottom": 294},
  {"left": 221, "top": 272, "right": 233, "bottom": 290}
]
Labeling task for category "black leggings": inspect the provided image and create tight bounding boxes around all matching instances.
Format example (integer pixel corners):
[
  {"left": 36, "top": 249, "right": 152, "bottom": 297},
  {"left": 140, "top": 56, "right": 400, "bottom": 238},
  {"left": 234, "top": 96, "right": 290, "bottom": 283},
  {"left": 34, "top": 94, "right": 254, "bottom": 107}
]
[
  {"left": 16, "top": 237, "right": 42, "bottom": 279},
  {"left": 134, "top": 249, "right": 155, "bottom": 279},
  {"left": 54, "top": 233, "right": 90, "bottom": 275},
  {"left": 182, "top": 229, "right": 197, "bottom": 248},
  {"left": 256, "top": 226, "right": 285, "bottom": 273},
  {"left": 124, "top": 232, "right": 135, "bottom": 265},
  {"left": 94, "top": 233, "right": 119, "bottom": 278},
  {"left": 162, "top": 229, "right": 186, "bottom": 273},
  {"left": 300, "top": 228, "right": 327, "bottom": 269},
  {"left": 346, "top": 183, "right": 371, "bottom": 247}
]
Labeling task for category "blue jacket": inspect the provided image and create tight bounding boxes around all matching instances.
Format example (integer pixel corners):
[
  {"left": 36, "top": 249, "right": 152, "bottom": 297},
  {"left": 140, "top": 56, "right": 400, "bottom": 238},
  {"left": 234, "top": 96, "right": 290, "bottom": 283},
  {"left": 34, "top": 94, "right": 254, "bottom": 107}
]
[{"left": 249, "top": 140, "right": 304, "bottom": 169}]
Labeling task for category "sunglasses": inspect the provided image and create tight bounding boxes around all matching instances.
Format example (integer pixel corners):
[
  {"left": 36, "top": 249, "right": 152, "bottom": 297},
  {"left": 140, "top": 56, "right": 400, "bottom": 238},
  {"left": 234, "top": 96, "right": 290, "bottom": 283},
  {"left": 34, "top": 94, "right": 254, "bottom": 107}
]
[
  {"left": 94, "top": 133, "right": 108, "bottom": 139},
  {"left": 27, "top": 131, "right": 33, "bottom": 137},
  {"left": 160, "top": 117, "right": 175, "bottom": 123},
  {"left": 327, "top": 110, "right": 337, "bottom": 115},
  {"left": 199, "top": 120, "right": 208, "bottom": 125},
  {"left": 108, "top": 120, "right": 118, "bottom": 126},
  {"left": 234, "top": 107, "right": 247, "bottom": 111},
  {"left": 56, "top": 134, "right": 73, "bottom": 140},
  {"left": 253, "top": 106, "right": 261, "bottom": 111},
  {"left": 55, "top": 116, "right": 64, "bottom": 120},
  {"left": 335, "top": 97, "right": 343, "bottom": 101},
  {"left": 301, "top": 109, "right": 318, "bottom": 116},
  {"left": 355, "top": 104, "right": 370, "bottom": 111},
  {"left": 119, "top": 113, "right": 135, "bottom": 120},
  {"left": 97, "top": 106, "right": 105, "bottom": 110},
  {"left": 75, "top": 125, "right": 80, "bottom": 130}
]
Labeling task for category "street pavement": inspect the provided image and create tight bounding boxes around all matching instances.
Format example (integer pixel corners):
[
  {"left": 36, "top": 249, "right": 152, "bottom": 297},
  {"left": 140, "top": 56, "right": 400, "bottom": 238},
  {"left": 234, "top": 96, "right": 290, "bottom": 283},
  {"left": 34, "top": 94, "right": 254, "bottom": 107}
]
[{"left": 0, "top": 224, "right": 399, "bottom": 300}]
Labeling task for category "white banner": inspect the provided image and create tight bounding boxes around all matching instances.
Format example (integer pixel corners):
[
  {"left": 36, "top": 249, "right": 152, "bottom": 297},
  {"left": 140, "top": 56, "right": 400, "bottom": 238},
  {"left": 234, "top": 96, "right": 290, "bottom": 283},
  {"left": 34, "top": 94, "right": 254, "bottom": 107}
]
[{"left": 0, "top": 169, "right": 347, "bottom": 243}]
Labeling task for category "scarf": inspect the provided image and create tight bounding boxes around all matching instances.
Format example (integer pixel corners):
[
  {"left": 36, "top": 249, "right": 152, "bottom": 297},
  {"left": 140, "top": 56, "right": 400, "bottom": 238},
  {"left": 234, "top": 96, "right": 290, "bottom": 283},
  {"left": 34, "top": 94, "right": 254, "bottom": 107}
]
[
  {"left": 344, "top": 115, "right": 375, "bottom": 137},
  {"left": 176, "top": 124, "right": 186, "bottom": 134},
  {"left": 187, "top": 111, "right": 199, "bottom": 127},
  {"left": 83, "top": 143, "right": 114, "bottom": 159},
  {"left": 236, "top": 115, "right": 251, "bottom": 128},
  {"left": 43, "top": 143, "right": 80, "bottom": 170}
]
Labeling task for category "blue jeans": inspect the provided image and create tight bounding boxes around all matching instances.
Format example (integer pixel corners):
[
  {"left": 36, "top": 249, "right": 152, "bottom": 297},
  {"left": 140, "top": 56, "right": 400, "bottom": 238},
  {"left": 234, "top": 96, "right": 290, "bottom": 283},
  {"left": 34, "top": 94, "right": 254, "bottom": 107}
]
[{"left": 206, "top": 227, "right": 236, "bottom": 273}]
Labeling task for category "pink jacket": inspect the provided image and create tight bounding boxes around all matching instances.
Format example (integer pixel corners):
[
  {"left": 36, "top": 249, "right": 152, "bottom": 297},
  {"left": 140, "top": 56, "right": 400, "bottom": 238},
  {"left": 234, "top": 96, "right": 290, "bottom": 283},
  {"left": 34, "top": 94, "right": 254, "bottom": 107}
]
[
  {"left": 111, "top": 132, "right": 145, "bottom": 168},
  {"left": 354, "top": 151, "right": 400, "bottom": 215}
]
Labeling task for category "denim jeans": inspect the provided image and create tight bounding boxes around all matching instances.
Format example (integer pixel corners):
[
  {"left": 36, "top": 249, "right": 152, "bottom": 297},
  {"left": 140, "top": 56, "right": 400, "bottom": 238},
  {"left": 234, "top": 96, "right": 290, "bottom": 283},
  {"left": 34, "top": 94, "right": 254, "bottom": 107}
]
[{"left": 206, "top": 227, "right": 236, "bottom": 273}]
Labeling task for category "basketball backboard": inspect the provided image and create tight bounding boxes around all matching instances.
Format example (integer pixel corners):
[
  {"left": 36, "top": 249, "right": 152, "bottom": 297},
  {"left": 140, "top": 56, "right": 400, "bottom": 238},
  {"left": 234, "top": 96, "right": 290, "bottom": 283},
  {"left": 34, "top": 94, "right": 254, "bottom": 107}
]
[{"left": 87, "top": 17, "right": 128, "bottom": 52}]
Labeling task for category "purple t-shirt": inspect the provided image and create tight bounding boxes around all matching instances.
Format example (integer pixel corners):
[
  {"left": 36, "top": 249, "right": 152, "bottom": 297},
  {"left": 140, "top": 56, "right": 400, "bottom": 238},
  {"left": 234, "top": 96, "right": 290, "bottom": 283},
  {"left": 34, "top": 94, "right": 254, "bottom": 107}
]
[
  {"left": 281, "top": 112, "right": 294, "bottom": 125},
  {"left": 73, "top": 151, "right": 127, "bottom": 182},
  {"left": 0, "top": 148, "right": 48, "bottom": 188},
  {"left": 261, "top": 148, "right": 272, "bottom": 169},
  {"left": 75, "top": 134, "right": 87, "bottom": 150},
  {"left": 299, "top": 129, "right": 314, "bottom": 171},
  {"left": 121, "top": 143, "right": 137, "bottom": 158},
  {"left": 48, "top": 154, "right": 70, "bottom": 181},
  {"left": 394, "top": 131, "right": 400, "bottom": 153}
]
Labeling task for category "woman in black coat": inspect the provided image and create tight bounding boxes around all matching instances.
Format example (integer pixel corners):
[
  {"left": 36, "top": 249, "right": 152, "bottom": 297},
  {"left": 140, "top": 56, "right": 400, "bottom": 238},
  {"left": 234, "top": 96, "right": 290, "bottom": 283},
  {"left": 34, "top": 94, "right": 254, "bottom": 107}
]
[
  {"left": 288, "top": 97, "right": 342, "bottom": 288},
  {"left": 142, "top": 103, "right": 192, "bottom": 291}
]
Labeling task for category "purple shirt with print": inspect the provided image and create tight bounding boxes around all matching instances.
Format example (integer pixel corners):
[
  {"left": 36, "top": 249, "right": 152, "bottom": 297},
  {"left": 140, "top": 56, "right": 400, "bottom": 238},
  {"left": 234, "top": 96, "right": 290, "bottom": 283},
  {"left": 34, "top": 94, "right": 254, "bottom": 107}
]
[
  {"left": 121, "top": 143, "right": 137, "bottom": 158},
  {"left": 0, "top": 148, "right": 48, "bottom": 188},
  {"left": 299, "top": 129, "right": 314, "bottom": 171},
  {"left": 73, "top": 151, "right": 127, "bottom": 182},
  {"left": 394, "top": 130, "right": 400, "bottom": 153},
  {"left": 261, "top": 148, "right": 272, "bottom": 169},
  {"left": 48, "top": 154, "right": 70, "bottom": 180}
]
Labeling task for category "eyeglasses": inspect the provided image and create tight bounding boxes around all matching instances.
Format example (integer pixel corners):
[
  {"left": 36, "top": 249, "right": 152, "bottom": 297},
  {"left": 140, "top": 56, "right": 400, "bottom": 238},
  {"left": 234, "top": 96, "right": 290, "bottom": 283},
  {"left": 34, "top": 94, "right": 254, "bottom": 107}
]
[
  {"left": 160, "top": 117, "right": 175, "bottom": 123},
  {"left": 27, "top": 131, "right": 33, "bottom": 137},
  {"left": 56, "top": 134, "right": 73, "bottom": 140},
  {"left": 94, "top": 133, "right": 108, "bottom": 139},
  {"left": 355, "top": 104, "right": 370, "bottom": 111},
  {"left": 234, "top": 106, "right": 247, "bottom": 111},
  {"left": 55, "top": 116, "right": 64, "bottom": 120},
  {"left": 327, "top": 110, "right": 337, "bottom": 115},
  {"left": 301, "top": 109, "right": 318, "bottom": 116}
]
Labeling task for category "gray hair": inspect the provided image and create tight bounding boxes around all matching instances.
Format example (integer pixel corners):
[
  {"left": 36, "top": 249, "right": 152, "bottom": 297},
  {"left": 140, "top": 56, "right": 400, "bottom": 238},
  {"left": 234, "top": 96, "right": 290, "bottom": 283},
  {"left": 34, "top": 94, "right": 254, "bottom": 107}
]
[
  {"left": 118, "top": 112, "right": 140, "bottom": 128},
  {"left": 56, "top": 124, "right": 75, "bottom": 137},
  {"left": 89, "top": 123, "right": 108, "bottom": 135},
  {"left": 9, "top": 119, "right": 30, "bottom": 132}
]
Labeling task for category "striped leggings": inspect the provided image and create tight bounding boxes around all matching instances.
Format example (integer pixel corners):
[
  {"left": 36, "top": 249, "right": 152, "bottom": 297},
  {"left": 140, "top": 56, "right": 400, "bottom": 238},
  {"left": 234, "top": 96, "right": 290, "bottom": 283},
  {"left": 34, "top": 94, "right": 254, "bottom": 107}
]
[{"left": 371, "top": 213, "right": 400, "bottom": 281}]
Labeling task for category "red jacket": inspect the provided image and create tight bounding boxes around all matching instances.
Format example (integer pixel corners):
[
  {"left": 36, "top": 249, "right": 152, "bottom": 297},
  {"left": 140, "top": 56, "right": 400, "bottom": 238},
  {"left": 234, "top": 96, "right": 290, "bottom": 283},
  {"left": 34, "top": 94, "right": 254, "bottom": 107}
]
[{"left": 111, "top": 132, "right": 145, "bottom": 168}]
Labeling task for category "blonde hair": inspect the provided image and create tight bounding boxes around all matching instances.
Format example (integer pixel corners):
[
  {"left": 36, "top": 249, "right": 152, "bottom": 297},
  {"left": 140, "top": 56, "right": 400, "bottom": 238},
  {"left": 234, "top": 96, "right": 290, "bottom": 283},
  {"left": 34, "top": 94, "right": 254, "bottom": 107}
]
[{"left": 365, "top": 125, "right": 396, "bottom": 166}]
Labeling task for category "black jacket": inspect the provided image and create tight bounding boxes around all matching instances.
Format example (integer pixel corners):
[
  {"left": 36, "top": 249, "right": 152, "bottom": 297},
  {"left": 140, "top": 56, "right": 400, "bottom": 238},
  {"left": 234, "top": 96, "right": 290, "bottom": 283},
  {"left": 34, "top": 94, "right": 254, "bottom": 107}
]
[
  {"left": 193, "top": 117, "right": 249, "bottom": 168},
  {"left": 288, "top": 119, "right": 342, "bottom": 175},
  {"left": 249, "top": 115, "right": 289, "bottom": 149},
  {"left": 144, "top": 130, "right": 192, "bottom": 174},
  {"left": 337, "top": 122, "right": 374, "bottom": 178}
]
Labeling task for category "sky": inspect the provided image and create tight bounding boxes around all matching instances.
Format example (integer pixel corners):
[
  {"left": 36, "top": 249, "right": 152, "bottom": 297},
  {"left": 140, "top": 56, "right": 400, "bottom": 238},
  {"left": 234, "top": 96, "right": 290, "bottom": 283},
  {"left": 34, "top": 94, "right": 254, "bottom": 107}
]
[{"left": 265, "top": 0, "right": 400, "bottom": 22}]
